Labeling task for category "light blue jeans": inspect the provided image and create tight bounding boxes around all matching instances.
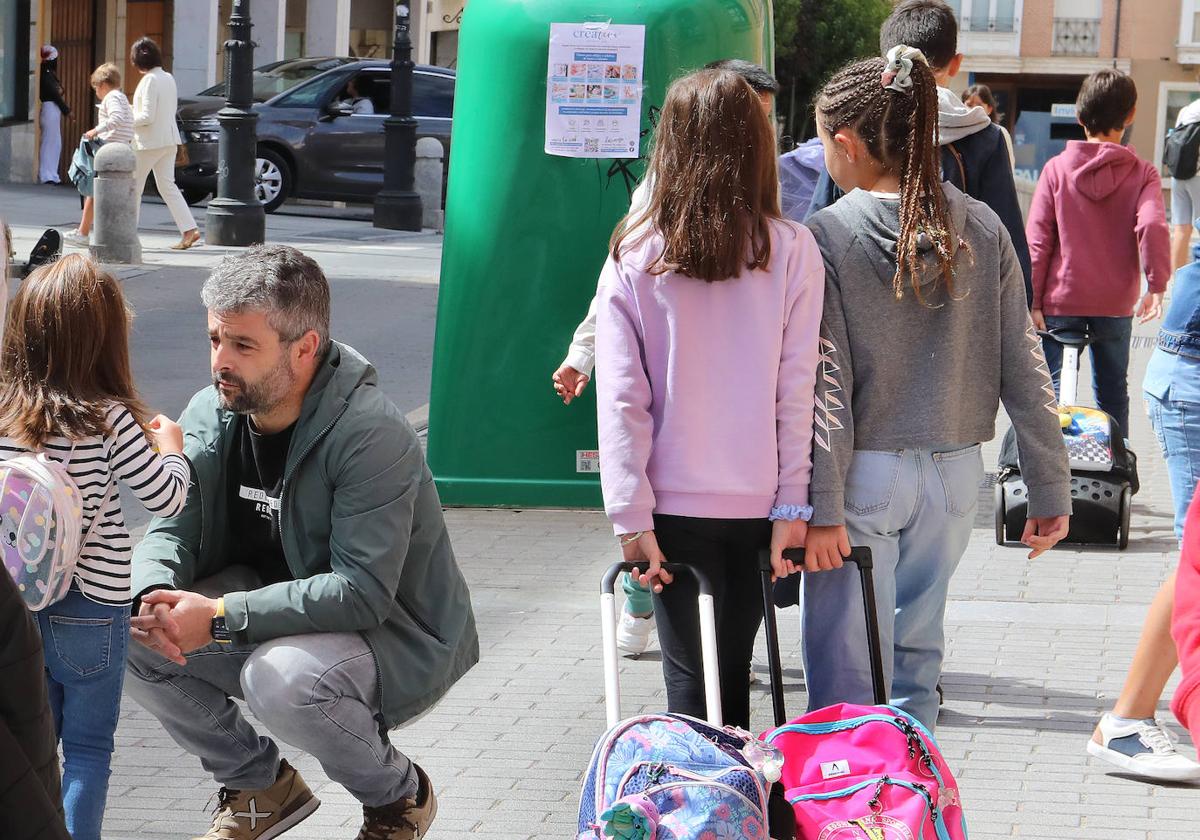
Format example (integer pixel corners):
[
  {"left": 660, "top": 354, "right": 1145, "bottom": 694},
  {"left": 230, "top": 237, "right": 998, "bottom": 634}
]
[
  {"left": 802, "top": 446, "right": 984, "bottom": 731},
  {"left": 1146, "top": 392, "right": 1200, "bottom": 541},
  {"left": 35, "top": 586, "right": 130, "bottom": 840}
]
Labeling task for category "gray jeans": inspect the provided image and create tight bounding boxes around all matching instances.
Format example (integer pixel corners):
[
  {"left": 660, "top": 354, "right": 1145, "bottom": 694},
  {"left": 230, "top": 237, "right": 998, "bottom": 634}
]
[{"left": 124, "top": 566, "right": 418, "bottom": 806}]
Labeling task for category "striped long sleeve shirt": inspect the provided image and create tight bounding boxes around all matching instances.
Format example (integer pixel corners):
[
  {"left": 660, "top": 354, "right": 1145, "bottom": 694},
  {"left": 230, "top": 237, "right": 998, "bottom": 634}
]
[
  {"left": 95, "top": 89, "right": 135, "bottom": 144},
  {"left": 0, "top": 403, "right": 189, "bottom": 605}
]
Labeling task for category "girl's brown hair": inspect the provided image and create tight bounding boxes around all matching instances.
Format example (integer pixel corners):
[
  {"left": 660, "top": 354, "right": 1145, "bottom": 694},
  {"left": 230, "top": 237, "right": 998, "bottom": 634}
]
[
  {"left": 0, "top": 254, "right": 148, "bottom": 448},
  {"left": 817, "top": 52, "right": 960, "bottom": 302},
  {"left": 611, "top": 69, "right": 781, "bottom": 283}
]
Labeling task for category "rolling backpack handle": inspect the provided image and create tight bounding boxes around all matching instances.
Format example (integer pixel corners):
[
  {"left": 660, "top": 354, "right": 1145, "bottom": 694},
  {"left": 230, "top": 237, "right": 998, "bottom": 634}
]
[
  {"left": 757, "top": 547, "right": 888, "bottom": 727},
  {"left": 600, "top": 562, "right": 722, "bottom": 729}
]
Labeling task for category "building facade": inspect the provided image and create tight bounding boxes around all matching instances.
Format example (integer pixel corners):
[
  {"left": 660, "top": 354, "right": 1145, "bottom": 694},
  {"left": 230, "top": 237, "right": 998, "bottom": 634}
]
[
  {"left": 949, "top": 0, "right": 1197, "bottom": 181},
  {"left": 0, "top": 0, "right": 462, "bottom": 184}
]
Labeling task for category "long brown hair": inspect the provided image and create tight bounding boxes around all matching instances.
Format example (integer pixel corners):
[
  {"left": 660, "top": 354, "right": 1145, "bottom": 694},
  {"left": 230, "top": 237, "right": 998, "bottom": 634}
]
[
  {"left": 0, "top": 254, "right": 148, "bottom": 448},
  {"left": 817, "top": 52, "right": 960, "bottom": 302},
  {"left": 611, "top": 68, "right": 781, "bottom": 283}
]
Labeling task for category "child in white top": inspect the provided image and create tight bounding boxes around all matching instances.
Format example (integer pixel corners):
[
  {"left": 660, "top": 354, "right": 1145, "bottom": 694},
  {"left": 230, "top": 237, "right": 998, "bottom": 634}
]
[{"left": 67, "top": 63, "right": 135, "bottom": 245}]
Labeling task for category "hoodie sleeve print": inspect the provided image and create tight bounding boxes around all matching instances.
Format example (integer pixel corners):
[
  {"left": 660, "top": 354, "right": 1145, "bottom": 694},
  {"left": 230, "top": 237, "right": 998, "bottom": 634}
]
[
  {"left": 1135, "top": 165, "right": 1172, "bottom": 295},
  {"left": 774, "top": 226, "right": 825, "bottom": 510},
  {"left": 807, "top": 247, "right": 856, "bottom": 527},
  {"left": 979, "top": 136, "right": 1033, "bottom": 307},
  {"left": 996, "top": 224, "right": 1073, "bottom": 519},
  {"left": 1024, "top": 163, "right": 1058, "bottom": 311},
  {"left": 595, "top": 256, "right": 656, "bottom": 535}
]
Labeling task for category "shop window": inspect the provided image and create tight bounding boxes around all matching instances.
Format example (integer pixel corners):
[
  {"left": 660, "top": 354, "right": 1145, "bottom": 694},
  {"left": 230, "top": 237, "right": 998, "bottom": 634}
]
[{"left": 0, "top": 0, "right": 30, "bottom": 122}]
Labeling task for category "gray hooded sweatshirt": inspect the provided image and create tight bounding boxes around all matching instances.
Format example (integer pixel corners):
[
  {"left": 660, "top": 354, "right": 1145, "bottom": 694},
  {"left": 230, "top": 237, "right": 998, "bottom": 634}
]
[{"left": 805, "top": 184, "right": 1071, "bottom": 525}]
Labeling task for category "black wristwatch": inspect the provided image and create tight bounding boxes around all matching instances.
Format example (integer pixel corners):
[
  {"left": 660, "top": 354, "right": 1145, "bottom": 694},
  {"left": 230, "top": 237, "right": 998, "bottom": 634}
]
[{"left": 211, "top": 600, "right": 233, "bottom": 645}]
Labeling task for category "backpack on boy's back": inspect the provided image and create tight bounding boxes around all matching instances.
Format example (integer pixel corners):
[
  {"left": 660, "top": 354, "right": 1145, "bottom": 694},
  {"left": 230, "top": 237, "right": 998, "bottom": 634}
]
[
  {"left": 0, "top": 451, "right": 111, "bottom": 610},
  {"left": 1165, "top": 120, "right": 1200, "bottom": 181}
]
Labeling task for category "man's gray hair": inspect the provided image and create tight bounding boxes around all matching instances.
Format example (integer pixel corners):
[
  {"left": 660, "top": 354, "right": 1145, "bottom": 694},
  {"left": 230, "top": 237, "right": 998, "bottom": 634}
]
[{"left": 202, "top": 245, "right": 330, "bottom": 351}]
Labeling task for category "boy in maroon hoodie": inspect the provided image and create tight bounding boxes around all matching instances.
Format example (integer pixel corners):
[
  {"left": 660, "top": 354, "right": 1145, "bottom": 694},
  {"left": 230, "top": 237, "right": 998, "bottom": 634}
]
[{"left": 1026, "top": 69, "right": 1170, "bottom": 436}]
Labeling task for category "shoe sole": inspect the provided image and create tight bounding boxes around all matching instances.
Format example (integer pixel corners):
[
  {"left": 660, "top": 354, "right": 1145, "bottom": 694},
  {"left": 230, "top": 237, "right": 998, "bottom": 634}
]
[
  {"left": 256, "top": 794, "right": 321, "bottom": 840},
  {"left": 1086, "top": 739, "right": 1200, "bottom": 782}
]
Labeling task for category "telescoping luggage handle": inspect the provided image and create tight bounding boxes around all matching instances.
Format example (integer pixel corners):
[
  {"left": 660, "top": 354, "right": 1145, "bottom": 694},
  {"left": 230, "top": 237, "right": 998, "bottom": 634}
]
[
  {"left": 756, "top": 547, "right": 888, "bottom": 728},
  {"left": 601, "top": 562, "right": 722, "bottom": 729}
]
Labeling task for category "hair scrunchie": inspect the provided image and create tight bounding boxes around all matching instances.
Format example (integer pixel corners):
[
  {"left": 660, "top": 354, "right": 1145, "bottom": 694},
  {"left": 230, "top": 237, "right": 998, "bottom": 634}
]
[{"left": 881, "top": 44, "right": 929, "bottom": 94}]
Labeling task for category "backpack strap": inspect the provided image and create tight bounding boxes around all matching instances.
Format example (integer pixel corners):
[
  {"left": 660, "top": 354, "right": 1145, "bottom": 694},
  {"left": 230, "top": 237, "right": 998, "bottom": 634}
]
[
  {"left": 945, "top": 142, "right": 967, "bottom": 189},
  {"left": 78, "top": 475, "right": 116, "bottom": 556}
]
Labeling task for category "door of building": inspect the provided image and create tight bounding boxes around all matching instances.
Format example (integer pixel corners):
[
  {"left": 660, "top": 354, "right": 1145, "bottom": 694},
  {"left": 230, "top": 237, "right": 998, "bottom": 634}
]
[
  {"left": 48, "top": 0, "right": 97, "bottom": 182},
  {"left": 124, "top": 0, "right": 172, "bottom": 101}
]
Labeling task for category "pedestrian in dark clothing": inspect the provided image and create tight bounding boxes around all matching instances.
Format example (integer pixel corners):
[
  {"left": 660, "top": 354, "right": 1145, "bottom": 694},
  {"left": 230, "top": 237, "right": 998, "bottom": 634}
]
[
  {"left": 0, "top": 568, "right": 72, "bottom": 840},
  {"left": 806, "top": 0, "right": 1034, "bottom": 306},
  {"left": 38, "top": 45, "right": 70, "bottom": 185}
]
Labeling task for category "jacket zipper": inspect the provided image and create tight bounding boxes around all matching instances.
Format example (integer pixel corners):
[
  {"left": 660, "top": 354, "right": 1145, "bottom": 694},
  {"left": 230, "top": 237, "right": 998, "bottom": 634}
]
[{"left": 397, "top": 594, "right": 446, "bottom": 644}]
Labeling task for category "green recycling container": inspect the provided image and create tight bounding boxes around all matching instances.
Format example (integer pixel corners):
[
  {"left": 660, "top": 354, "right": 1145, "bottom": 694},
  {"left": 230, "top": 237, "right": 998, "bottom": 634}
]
[{"left": 428, "top": 0, "right": 774, "bottom": 507}]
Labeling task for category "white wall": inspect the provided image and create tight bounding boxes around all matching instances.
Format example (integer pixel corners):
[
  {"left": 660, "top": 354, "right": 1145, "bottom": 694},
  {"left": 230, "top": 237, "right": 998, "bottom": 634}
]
[{"left": 173, "top": 1, "right": 220, "bottom": 96}]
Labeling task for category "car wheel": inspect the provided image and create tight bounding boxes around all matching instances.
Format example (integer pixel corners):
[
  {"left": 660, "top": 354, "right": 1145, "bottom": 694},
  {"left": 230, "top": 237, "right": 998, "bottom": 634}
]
[
  {"left": 254, "top": 148, "right": 291, "bottom": 213},
  {"left": 181, "top": 187, "right": 210, "bottom": 206}
]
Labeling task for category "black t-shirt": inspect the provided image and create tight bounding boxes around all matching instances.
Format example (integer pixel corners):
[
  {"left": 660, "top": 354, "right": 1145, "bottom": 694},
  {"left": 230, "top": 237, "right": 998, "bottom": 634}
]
[{"left": 226, "top": 416, "right": 295, "bottom": 585}]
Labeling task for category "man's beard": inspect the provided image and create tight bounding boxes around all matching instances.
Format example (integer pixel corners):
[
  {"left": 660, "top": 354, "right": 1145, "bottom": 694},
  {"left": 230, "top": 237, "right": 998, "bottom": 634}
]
[{"left": 213, "top": 355, "right": 295, "bottom": 415}]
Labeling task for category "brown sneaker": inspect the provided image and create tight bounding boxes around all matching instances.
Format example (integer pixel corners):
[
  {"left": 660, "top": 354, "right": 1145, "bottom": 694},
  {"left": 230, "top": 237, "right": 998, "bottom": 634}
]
[
  {"left": 193, "top": 759, "right": 320, "bottom": 839},
  {"left": 355, "top": 764, "right": 438, "bottom": 840}
]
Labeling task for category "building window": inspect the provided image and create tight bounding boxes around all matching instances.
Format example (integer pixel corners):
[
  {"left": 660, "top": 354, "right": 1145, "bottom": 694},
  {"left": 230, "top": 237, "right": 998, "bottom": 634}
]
[{"left": 0, "top": 0, "right": 30, "bottom": 122}]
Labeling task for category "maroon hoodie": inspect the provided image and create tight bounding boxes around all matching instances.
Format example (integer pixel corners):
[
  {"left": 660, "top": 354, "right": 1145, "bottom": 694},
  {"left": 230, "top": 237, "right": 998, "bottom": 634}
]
[{"left": 1026, "top": 141, "right": 1170, "bottom": 317}]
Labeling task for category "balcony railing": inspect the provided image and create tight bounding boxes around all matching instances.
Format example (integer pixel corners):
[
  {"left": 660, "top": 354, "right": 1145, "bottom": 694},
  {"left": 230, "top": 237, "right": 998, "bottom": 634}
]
[
  {"left": 1053, "top": 17, "right": 1101, "bottom": 56},
  {"left": 960, "top": 16, "right": 1017, "bottom": 33}
]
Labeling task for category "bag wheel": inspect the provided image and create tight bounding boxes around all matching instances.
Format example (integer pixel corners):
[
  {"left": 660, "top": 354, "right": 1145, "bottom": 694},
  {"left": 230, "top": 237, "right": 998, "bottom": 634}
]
[
  {"left": 994, "top": 481, "right": 1007, "bottom": 546},
  {"left": 1117, "top": 486, "right": 1132, "bottom": 550}
]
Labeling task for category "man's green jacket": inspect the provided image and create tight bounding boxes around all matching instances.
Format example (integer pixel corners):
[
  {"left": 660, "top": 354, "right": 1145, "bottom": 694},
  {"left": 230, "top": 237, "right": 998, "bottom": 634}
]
[{"left": 133, "top": 342, "right": 478, "bottom": 726}]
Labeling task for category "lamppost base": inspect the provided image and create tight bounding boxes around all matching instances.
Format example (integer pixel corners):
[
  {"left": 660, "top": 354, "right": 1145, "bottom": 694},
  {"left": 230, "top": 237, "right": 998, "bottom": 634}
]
[
  {"left": 206, "top": 198, "right": 266, "bottom": 247},
  {"left": 374, "top": 190, "right": 424, "bottom": 231}
]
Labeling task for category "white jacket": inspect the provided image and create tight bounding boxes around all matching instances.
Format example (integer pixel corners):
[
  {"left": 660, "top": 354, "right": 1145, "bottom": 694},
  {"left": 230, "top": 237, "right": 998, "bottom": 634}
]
[{"left": 132, "top": 67, "right": 182, "bottom": 151}]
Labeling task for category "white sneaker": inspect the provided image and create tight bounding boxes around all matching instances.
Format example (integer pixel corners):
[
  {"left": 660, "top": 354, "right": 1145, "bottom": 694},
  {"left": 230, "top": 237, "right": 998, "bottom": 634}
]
[
  {"left": 63, "top": 230, "right": 88, "bottom": 247},
  {"left": 1087, "top": 713, "right": 1200, "bottom": 782},
  {"left": 616, "top": 608, "right": 655, "bottom": 655}
]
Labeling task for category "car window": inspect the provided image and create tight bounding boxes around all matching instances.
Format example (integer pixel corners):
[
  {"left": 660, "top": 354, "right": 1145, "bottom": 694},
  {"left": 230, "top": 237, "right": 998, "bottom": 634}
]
[
  {"left": 413, "top": 73, "right": 454, "bottom": 119},
  {"left": 198, "top": 58, "right": 350, "bottom": 102},
  {"left": 331, "top": 72, "right": 392, "bottom": 115},
  {"left": 273, "top": 71, "right": 351, "bottom": 109}
]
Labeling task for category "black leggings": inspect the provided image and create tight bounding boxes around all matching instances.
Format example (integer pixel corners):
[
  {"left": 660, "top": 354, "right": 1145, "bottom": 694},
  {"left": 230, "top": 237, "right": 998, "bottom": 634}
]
[{"left": 651, "top": 514, "right": 770, "bottom": 730}]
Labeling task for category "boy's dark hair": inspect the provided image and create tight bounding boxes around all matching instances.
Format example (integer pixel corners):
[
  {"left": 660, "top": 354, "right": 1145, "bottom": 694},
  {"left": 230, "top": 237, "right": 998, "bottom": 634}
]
[
  {"left": 1076, "top": 69, "right": 1137, "bottom": 136},
  {"left": 130, "top": 37, "right": 163, "bottom": 71},
  {"left": 880, "top": 0, "right": 958, "bottom": 71},
  {"left": 703, "top": 59, "right": 780, "bottom": 95}
]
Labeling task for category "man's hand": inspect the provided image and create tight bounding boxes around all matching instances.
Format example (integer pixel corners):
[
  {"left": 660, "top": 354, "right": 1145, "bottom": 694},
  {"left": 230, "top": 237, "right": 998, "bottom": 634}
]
[
  {"left": 804, "top": 525, "right": 850, "bottom": 573},
  {"left": 133, "top": 590, "right": 220, "bottom": 658},
  {"left": 552, "top": 364, "right": 590, "bottom": 405},
  {"left": 1031, "top": 309, "right": 1047, "bottom": 332},
  {"left": 1021, "top": 515, "right": 1070, "bottom": 559},
  {"left": 130, "top": 599, "right": 186, "bottom": 665},
  {"left": 769, "top": 519, "right": 807, "bottom": 582},
  {"left": 624, "top": 530, "right": 672, "bottom": 593},
  {"left": 1135, "top": 292, "right": 1164, "bottom": 324}
]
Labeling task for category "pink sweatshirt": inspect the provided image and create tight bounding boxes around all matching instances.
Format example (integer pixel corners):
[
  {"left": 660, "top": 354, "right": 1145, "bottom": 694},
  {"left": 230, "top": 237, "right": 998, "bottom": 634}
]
[
  {"left": 1172, "top": 480, "right": 1200, "bottom": 745},
  {"left": 1026, "top": 141, "right": 1170, "bottom": 317},
  {"left": 594, "top": 219, "right": 825, "bottom": 535}
]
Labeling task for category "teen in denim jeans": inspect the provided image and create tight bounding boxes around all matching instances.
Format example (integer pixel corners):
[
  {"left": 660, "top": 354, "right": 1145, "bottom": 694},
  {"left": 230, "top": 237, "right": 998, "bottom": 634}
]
[{"left": 1088, "top": 236, "right": 1200, "bottom": 782}]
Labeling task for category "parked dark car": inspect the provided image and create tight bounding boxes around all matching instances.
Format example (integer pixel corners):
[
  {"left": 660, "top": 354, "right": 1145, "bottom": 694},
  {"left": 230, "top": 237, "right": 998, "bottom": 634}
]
[{"left": 174, "top": 57, "right": 454, "bottom": 212}]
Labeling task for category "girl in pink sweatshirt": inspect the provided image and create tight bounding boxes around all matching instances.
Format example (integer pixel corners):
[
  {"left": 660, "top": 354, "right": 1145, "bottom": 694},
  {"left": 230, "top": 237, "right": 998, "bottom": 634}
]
[{"left": 594, "top": 68, "right": 824, "bottom": 728}]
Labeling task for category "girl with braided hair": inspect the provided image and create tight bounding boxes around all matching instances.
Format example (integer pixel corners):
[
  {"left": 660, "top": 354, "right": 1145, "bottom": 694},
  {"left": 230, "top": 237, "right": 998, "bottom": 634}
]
[{"left": 798, "top": 47, "right": 1072, "bottom": 730}]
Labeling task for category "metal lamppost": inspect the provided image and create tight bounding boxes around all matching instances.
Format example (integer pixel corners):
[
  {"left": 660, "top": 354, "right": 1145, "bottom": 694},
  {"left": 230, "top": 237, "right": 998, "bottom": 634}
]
[
  {"left": 373, "top": 4, "right": 423, "bottom": 230},
  {"left": 207, "top": 0, "right": 265, "bottom": 246}
]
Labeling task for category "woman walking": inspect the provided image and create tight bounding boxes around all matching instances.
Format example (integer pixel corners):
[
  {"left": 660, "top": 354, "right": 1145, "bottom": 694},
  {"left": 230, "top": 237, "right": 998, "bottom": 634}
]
[
  {"left": 129, "top": 37, "right": 200, "bottom": 250},
  {"left": 38, "top": 45, "right": 70, "bottom": 185}
]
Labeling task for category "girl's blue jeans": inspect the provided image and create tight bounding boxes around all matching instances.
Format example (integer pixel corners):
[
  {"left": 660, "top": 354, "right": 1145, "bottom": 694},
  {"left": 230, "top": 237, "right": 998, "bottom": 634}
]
[
  {"left": 35, "top": 586, "right": 129, "bottom": 840},
  {"left": 801, "top": 446, "right": 984, "bottom": 731}
]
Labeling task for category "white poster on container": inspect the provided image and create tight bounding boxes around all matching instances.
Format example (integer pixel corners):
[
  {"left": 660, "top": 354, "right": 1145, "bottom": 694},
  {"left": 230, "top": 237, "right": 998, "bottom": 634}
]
[{"left": 545, "top": 22, "right": 645, "bottom": 159}]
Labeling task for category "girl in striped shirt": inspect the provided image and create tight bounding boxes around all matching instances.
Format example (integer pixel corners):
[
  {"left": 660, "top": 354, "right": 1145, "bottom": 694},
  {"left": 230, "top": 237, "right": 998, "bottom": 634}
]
[
  {"left": 0, "top": 254, "right": 189, "bottom": 840},
  {"left": 67, "top": 63, "right": 135, "bottom": 247}
]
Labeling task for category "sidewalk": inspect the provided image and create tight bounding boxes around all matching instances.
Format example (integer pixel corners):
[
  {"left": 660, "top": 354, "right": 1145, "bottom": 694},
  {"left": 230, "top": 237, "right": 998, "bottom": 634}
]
[{"left": 100, "top": 325, "right": 1195, "bottom": 838}]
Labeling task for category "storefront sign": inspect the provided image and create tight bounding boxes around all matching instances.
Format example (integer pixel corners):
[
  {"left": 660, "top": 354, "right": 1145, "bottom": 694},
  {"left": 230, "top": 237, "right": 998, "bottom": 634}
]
[
  {"left": 1051, "top": 103, "right": 1077, "bottom": 119},
  {"left": 545, "top": 22, "right": 646, "bottom": 159}
]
